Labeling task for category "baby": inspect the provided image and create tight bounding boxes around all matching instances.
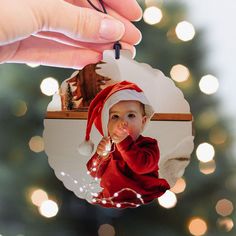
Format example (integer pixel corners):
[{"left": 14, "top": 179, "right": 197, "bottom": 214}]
[{"left": 79, "top": 81, "right": 170, "bottom": 208}]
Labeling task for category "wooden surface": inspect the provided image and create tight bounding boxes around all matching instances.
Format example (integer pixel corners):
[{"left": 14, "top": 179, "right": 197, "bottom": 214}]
[{"left": 45, "top": 111, "right": 193, "bottom": 121}]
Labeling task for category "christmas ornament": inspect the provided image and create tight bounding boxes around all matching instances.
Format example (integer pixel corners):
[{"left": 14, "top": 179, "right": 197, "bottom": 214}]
[{"left": 43, "top": 49, "right": 194, "bottom": 208}]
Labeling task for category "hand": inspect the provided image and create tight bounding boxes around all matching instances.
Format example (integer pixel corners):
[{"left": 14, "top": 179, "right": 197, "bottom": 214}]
[
  {"left": 0, "top": 0, "right": 142, "bottom": 69},
  {"left": 96, "top": 136, "right": 111, "bottom": 157},
  {"left": 111, "top": 124, "right": 129, "bottom": 144}
]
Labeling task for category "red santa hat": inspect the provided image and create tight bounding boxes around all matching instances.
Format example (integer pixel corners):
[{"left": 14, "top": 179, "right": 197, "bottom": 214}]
[{"left": 78, "top": 81, "right": 154, "bottom": 156}]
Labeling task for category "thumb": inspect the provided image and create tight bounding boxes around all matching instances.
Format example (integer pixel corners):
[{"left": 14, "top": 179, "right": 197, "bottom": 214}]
[{"left": 44, "top": 1, "right": 125, "bottom": 43}]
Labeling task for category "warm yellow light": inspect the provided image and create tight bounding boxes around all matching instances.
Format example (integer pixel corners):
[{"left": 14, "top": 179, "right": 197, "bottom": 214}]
[
  {"left": 40, "top": 77, "right": 59, "bottom": 96},
  {"left": 39, "top": 200, "right": 59, "bottom": 218},
  {"left": 145, "top": 0, "right": 163, "bottom": 7},
  {"left": 188, "top": 217, "right": 207, "bottom": 236},
  {"left": 225, "top": 174, "right": 236, "bottom": 191},
  {"left": 199, "top": 160, "right": 216, "bottom": 175},
  {"left": 171, "top": 178, "right": 186, "bottom": 194},
  {"left": 26, "top": 63, "right": 40, "bottom": 68},
  {"left": 199, "top": 75, "right": 219, "bottom": 95},
  {"left": 170, "top": 64, "right": 190, "bottom": 82},
  {"left": 31, "top": 189, "right": 48, "bottom": 207},
  {"left": 11, "top": 100, "right": 27, "bottom": 117},
  {"left": 143, "top": 6, "right": 163, "bottom": 25},
  {"left": 217, "top": 217, "right": 234, "bottom": 232},
  {"left": 197, "top": 109, "right": 218, "bottom": 129},
  {"left": 175, "top": 21, "right": 195, "bottom": 41},
  {"left": 209, "top": 128, "right": 227, "bottom": 145},
  {"left": 29, "top": 136, "right": 44, "bottom": 153},
  {"left": 158, "top": 190, "right": 177, "bottom": 209},
  {"left": 196, "top": 143, "right": 215, "bottom": 163},
  {"left": 215, "top": 199, "right": 234, "bottom": 216},
  {"left": 98, "top": 224, "right": 116, "bottom": 236}
]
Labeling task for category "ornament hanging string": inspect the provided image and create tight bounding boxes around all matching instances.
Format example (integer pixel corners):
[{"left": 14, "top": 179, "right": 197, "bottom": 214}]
[{"left": 87, "top": 0, "right": 121, "bottom": 59}]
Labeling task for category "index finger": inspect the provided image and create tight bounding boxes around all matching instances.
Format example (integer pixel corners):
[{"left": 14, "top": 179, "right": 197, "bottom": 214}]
[
  {"left": 68, "top": 0, "right": 142, "bottom": 21},
  {"left": 103, "top": 0, "right": 142, "bottom": 21}
]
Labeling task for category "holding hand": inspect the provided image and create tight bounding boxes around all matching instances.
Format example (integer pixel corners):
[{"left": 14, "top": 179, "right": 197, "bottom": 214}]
[
  {"left": 110, "top": 123, "right": 129, "bottom": 144},
  {"left": 0, "top": 0, "right": 142, "bottom": 69},
  {"left": 96, "top": 136, "right": 112, "bottom": 157}
]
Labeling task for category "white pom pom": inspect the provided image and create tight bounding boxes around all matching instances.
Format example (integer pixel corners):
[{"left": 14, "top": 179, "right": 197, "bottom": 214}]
[{"left": 78, "top": 140, "right": 94, "bottom": 156}]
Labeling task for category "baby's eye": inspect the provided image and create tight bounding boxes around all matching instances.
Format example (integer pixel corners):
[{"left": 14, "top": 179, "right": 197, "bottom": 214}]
[
  {"left": 111, "top": 114, "right": 119, "bottom": 120},
  {"left": 128, "top": 113, "right": 136, "bottom": 118}
]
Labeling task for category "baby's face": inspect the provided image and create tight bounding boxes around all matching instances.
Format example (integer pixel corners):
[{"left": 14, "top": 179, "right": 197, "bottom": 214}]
[{"left": 108, "top": 100, "right": 147, "bottom": 143}]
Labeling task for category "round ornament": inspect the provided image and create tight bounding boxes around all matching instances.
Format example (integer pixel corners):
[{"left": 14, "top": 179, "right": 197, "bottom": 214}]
[{"left": 43, "top": 50, "right": 194, "bottom": 208}]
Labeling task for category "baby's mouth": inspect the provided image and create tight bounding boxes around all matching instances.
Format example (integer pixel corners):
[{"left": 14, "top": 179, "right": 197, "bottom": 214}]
[{"left": 115, "top": 128, "right": 128, "bottom": 135}]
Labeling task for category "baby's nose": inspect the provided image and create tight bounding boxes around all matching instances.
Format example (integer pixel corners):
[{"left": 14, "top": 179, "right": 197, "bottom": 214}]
[{"left": 121, "top": 119, "right": 128, "bottom": 127}]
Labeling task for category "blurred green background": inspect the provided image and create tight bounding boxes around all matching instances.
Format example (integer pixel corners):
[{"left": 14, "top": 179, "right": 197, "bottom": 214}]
[{"left": 0, "top": 1, "right": 235, "bottom": 236}]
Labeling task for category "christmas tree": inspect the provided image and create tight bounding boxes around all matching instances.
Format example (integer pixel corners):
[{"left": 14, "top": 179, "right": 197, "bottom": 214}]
[
  {"left": 65, "top": 83, "right": 74, "bottom": 110},
  {"left": 0, "top": 1, "right": 235, "bottom": 236}
]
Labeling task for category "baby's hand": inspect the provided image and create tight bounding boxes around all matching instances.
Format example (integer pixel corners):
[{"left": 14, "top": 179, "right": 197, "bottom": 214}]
[
  {"left": 111, "top": 126, "right": 129, "bottom": 144},
  {"left": 96, "top": 137, "right": 111, "bottom": 157}
]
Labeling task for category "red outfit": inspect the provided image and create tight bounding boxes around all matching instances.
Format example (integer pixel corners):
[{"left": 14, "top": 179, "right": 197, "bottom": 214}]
[{"left": 87, "top": 135, "right": 170, "bottom": 208}]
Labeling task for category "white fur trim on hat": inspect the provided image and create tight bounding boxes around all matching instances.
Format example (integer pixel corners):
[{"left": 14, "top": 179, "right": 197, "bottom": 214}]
[
  {"left": 78, "top": 140, "right": 94, "bottom": 156},
  {"left": 101, "top": 89, "right": 155, "bottom": 137}
]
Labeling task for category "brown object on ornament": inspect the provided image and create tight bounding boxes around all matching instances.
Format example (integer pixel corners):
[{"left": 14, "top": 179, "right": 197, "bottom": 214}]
[{"left": 60, "top": 63, "right": 114, "bottom": 110}]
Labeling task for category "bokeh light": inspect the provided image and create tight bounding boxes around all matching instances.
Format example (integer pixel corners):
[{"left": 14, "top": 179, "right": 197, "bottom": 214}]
[
  {"left": 209, "top": 128, "right": 228, "bottom": 145},
  {"left": 145, "top": 0, "right": 163, "bottom": 7},
  {"left": 40, "top": 77, "right": 59, "bottom": 96},
  {"left": 197, "top": 109, "right": 218, "bottom": 129},
  {"left": 98, "top": 224, "right": 116, "bottom": 236},
  {"left": 158, "top": 190, "right": 177, "bottom": 208},
  {"left": 171, "top": 178, "right": 186, "bottom": 194},
  {"left": 215, "top": 199, "right": 234, "bottom": 216},
  {"left": 170, "top": 64, "right": 190, "bottom": 82},
  {"left": 31, "top": 189, "right": 48, "bottom": 207},
  {"left": 199, "top": 160, "right": 216, "bottom": 175},
  {"left": 143, "top": 6, "right": 163, "bottom": 25},
  {"left": 39, "top": 200, "right": 59, "bottom": 218},
  {"left": 199, "top": 75, "right": 219, "bottom": 95},
  {"left": 26, "top": 63, "right": 40, "bottom": 68},
  {"left": 11, "top": 100, "right": 27, "bottom": 117},
  {"left": 225, "top": 174, "right": 236, "bottom": 191},
  {"left": 175, "top": 21, "right": 195, "bottom": 41},
  {"left": 188, "top": 217, "right": 207, "bottom": 236},
  {"left": 196, "top": 143, "right": 215, "bottom": 163},
  {"left": 28, "top": 136, "right": 44, "bottom": 153},
  {"left": 217, "top": 217, "right": 234, "bottom": 232}
]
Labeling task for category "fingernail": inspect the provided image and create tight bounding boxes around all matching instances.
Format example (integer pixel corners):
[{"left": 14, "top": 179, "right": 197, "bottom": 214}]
[{"left": 99, "top": 18, "right": 125, "bottom": 40}]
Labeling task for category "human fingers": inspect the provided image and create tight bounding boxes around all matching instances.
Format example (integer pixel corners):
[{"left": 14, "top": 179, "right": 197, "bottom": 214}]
[
  {"left": 67, "top": 0, "right": 142, "bottom": 22},
  {"left": 76, "top": 1, "right": 141, "bottom": 45},
  {"left": 38, "top": 0, "right": 126, "bottom": 43},
  {"left": 103, "top": 0, "right": 142, "bottom": 21},
  {"left": 105, "top": 8, "right": 141, "bottom": 45},
  {"left": 99, "top": 137, "right": 111, "bottom": 147},
  {"left": 0, "top": 0, "right": 126, "bottom": 46},
  {"left": 0, "top": 36, "right": 101, "bottom": 69},
  {"left": 35, "top": 32, "right": 136, "bottom": 56},
  {"left": 97, "top": 137, "right": 111, "bottom": 155},
  {"left": 111, "top": 132, "right": 128, "bottom": 144}
]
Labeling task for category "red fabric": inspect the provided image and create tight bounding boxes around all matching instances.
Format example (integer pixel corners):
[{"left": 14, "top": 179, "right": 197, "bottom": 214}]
[{"left": 86, "top": 135, "right": 170, "bottom": 208}]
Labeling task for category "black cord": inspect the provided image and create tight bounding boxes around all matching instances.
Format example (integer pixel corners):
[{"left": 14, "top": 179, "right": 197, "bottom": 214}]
[
  {"left": 98, "top": 0, "right": 107, "bottom": 14},
  {"left": 87, "top": 0, "right": 104, "bottom": 13},
  {"left": 87, "top": 0, "right": 121, "bottom": 59},
  {"left": 113, "top": 42, "right": 121, "bottom": 59}
]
